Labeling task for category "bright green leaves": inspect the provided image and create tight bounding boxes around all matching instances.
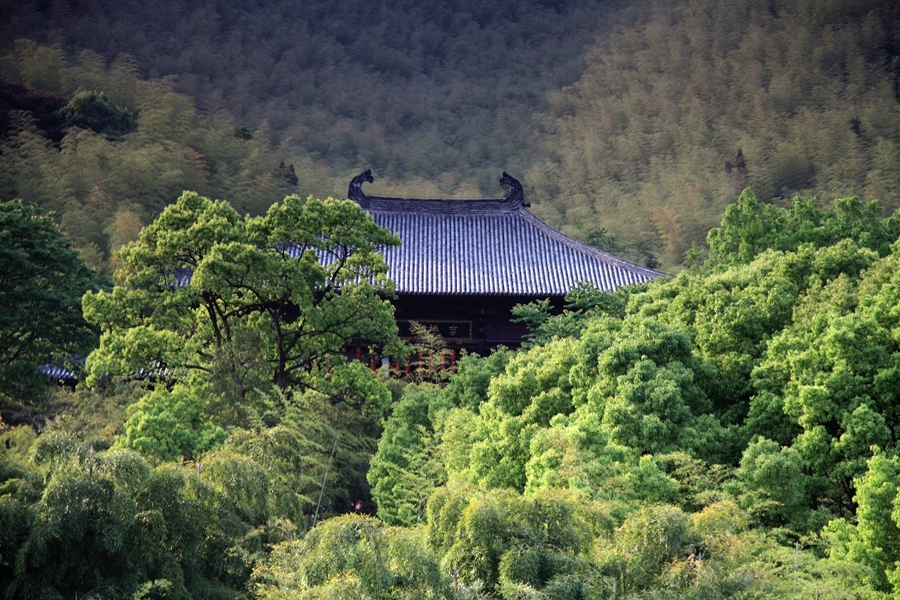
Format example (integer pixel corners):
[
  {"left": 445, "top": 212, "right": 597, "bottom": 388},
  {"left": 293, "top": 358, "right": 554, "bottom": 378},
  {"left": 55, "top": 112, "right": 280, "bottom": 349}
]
[
  {"left": 600, "top": 356, "right": 697, "bottom": 454},
  {"left": 749, "top": 244, "right": 900, "bottom": 510},
  {"left": 4, "top": 414, "right": 329, "bottom": 599},
  {"left": 368, "top": 387, "right": 446, "bottom": 527},
  {"left": 115, "top": 385, "right": 228, "bottom": 463},
  {"left": 366, "top": 189, "right": 900, "bottom": 598},
  {"left": 512, "top": 282, "right": 635, "bottom": 346},
  {"left": 84, "top": 191, "right": 401, "bottom": 421},
  {"left": 457, "top": 317, "right": 718, "bottom": 494},
  {"left": 596, "top": 504, "right": 691, "bottom": 594},
  {"left": 854, "top": 452, "right": 900, "bottom": 591},
  {"left": 825, "top": 451, "right": 900, "bottom": 592},
  {"left": 254, "top": 514, "right": 446, "bottom": 600},
  {"left": 708, "top": 190, "right": 900, "bottom": 267},
  {"left": 728, "top": 437, "right": 811, "bottom": 529},
  {"left": 427, "top": 486, "right": 601, "bottom": 596}
]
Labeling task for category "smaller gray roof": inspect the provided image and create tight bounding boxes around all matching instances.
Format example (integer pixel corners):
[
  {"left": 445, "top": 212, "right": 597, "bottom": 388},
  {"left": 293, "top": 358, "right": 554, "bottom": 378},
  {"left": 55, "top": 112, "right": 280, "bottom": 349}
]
[
  {"left": 347, "top": 170, "right": 663, "bottom": 296},
  {"left": 39, "top": 357, "right": 170, "bottom": 382}
]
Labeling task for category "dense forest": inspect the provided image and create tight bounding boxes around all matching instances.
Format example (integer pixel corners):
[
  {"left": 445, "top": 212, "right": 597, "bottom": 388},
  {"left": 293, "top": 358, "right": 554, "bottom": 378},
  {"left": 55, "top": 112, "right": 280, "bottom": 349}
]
[
  {"left": 6, "top": 189, "right": 900, "bottom": 598},
  {"left": 5, "top": 0, "right": 900, "bottom": 598},
  {"left": 2, "top": 0, "right": 900, "bottom": 269}
]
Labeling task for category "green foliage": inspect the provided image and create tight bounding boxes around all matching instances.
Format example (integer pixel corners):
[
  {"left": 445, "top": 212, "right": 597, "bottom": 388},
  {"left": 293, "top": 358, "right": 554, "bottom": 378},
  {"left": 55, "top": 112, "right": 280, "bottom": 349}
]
[
  {"left": 363, "top": 189, "right": 900, "bottom": 597},
  {"left": 254, "top": 514, "right": 446, "bottom": 600},
  {"left": 728, "top": 437, "right": 812, "bottom": 530},
  {"left": 0, "top": 45, "right": 306, "bottom": 273},
  {"left": 745, "top": 241, "right": 900, "bottom": 512},
  {"left": 221, "top": 419, "right": 324, "bottom": 530},
  {"left": 427, "top": 485, "right": 604, "bottom": 596},
  {"left": 5, "top": 441, "right": 196, "bottom": 600},
  {"left": 595, "top": 504, "right": 693, "bottom": 594},
  {"left": 530, "top": 0, "right": 900, "bottom": 268},
  {"left": 824, "top": 451, "right": 900, "bottom": 594},
  {"left": 441, "top": 349, "right": 514, "bottom": 412},
  {"left": 83, "top": 191, "right": 400, "bottom": 423},
  {"left": 3, "top": 21, "right": 900, "bottom": 585},
  {"left": 708, "top": 190, "right": 900, "bottom": 266},
  {"left": 4, "top": 0, "right": 900, "bottom": 273},
  {"left": 57, "top": 90, "right": 135, "bottom": 139},
  {"left": 0, "top": 417, "right": 339, "bottom": 599},
  {"left": 368, "top": 386, "right": 445, "bottom": 526},
  {"left": 3, "top": 184, "right": 899, "bottom": 599},
  {"left": 115, "top": 385, "right": 227, "bottom": 463},
  {"left": 368, "top": 350, "right": 515, "bottom": 527},
  {"left": 0, "top": 199, "right": 101, "bottom": 407},
  {"left": 512, "top": 282, "right": 636, "bottom": 347},
  {"left": 456, "top": 315, "right": 730, "bottom": 495}
]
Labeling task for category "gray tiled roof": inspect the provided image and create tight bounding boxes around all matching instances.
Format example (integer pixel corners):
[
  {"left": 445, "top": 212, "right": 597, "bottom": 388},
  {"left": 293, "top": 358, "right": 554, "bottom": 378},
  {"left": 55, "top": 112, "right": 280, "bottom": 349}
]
[
  {"left": 40, "top": 363, "right": 80, "bottom": 380},
  {"left": 348, "top": 170, "right": 663, "bottom": 296},
  {"left": 39, "top": 357, "right": 170, "bottom": 382}
]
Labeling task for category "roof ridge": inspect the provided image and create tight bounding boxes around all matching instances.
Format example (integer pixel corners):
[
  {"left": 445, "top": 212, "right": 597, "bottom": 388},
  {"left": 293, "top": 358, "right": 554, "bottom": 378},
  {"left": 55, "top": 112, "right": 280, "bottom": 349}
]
[
  {"left": 348, "top": 169, "right": 529, "bottom": 212},
  {"left": 346, "top": 169, "right": 665, "bottom": 294}
]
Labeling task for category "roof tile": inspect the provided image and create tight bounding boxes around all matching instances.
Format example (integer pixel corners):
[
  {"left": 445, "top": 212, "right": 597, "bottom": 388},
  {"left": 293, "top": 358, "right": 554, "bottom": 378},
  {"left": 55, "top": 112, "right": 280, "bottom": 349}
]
[{"left": 348, "top": 170, "right": 663, "bottom": 296}]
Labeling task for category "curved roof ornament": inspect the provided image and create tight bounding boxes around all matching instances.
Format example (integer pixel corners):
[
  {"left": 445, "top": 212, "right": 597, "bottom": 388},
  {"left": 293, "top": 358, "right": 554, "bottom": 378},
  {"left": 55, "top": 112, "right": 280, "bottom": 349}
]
[
  {"left": 348, "top": 168, "right": 374, "bottom": 208},
  {"left": 499, "top": 171, "right": 529, "bottom": 207}
]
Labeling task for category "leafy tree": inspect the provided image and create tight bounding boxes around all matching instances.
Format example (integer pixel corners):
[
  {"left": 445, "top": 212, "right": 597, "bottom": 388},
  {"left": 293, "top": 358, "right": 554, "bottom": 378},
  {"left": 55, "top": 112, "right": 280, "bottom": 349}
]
[
  {"left": 368, "top": 350, "right": 514, "bottom": 526},
  {"left": 440, "top": 348, "right": 513, "bottom": 412},
  {"left": 595, "top": 504, "right": 693, "bottom": 595},
  {"left": 221, "top": 417, "right": 326, "bottom": 531},
  {"left": 524, "top": 416, "right": 681, "bottom": 508},
  {"left": 8, "top": 442, "right": 192, "bottom": 600},
  {"left": 461, "top": 316, "right": 729, "bottom": 493},
  {"left": 254, "top": 514, "right": 447, "bottom": 600},
  {"left": 824, "top": 451, "right": 900, "bottom": 593},
  {"left": 0, "top": 432, "right": 42, "bottom": 595},
  {"left": 854, "top": 451, "right": 900, "bottom": 592},
  {"left": 512, "top": 282, "right": 636, "bottom": 347},
  {"left": 0, "top": 199, "right": 101, "bottom": 407},
  {"left": 426, "top": 485, "right": 605, "bottom": 597},
  {"left": 83, "top": 191, "right": 401, "bottom": 422},
  {"left": 707, "top": 190, "right": 900, "bottom": 266},
  {"left": 368, "top": 386, "right": 445, "bottom": 526},
  {"left": 57, "top": 90, "right": 136, "bottom": 139},
  {"left": 749, "top": 242, "right": 900, "bottom": 513},
  {"left": 114, "top": 384, "right": 228, "bottom": 463},
  {"left": 727, "top": 437, "right": 812, "bottom": 530}
]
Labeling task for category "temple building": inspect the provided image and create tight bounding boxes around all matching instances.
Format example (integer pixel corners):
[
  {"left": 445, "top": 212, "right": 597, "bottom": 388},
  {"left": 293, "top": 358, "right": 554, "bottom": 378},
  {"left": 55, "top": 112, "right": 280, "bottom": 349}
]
[
  {"left": 347, "top": 170, "right": 663, "bottom": 354},
  {"left": 40, "top": 172, "right": 663, "bottom": 384}
]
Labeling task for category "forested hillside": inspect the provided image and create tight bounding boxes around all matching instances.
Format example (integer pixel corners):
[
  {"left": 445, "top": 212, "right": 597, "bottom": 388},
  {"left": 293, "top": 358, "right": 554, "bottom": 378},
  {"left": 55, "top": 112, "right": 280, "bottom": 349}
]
[
  {"left": 530, "top": 0, "right": 900, "bottom": 266},
  {"left": 2, "top": 0, "right": 899, "bottom": 269},
  {"left": 0, "top": 0, "right": 613, "bottom": 203},
  {"left": 6, "top": 1, "right": 900, "bottom": 598}
]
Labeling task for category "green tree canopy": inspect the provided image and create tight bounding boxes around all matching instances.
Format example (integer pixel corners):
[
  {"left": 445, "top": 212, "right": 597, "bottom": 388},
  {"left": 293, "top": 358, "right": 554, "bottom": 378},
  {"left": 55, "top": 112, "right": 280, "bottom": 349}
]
[
  {"left": 707, "top": 189, "right": 900, "bottom": 266},
  {"left": 56, "top": 90, "right": 136, "bottom": 139},
  {"left": 83, "top": 191, "right": 401, "bottom": 422},
  {"left": 114, "top": 384, "right": 228, "bottom": 463},
  {"left": 254, "top": 514, "right": 446, "bottom": 600},
  {"left": 0, "top": 199, "right": 101, "bottom": 406}
]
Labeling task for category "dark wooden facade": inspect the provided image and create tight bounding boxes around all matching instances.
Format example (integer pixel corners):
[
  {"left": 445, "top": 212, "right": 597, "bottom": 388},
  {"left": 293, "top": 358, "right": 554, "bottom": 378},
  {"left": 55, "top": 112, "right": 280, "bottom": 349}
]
[{"left": 392, "top": 293, "right": 565, "bottom": 353}]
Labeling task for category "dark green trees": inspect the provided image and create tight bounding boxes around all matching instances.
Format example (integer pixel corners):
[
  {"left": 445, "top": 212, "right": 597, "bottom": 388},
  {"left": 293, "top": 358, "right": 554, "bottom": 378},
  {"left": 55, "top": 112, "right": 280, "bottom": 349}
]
[
  {"left": 0, "top": 199, "right": 100, "bottom": 406},
  {"left": 57, "top": 90, "right": 135, "bottom": 139}
]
